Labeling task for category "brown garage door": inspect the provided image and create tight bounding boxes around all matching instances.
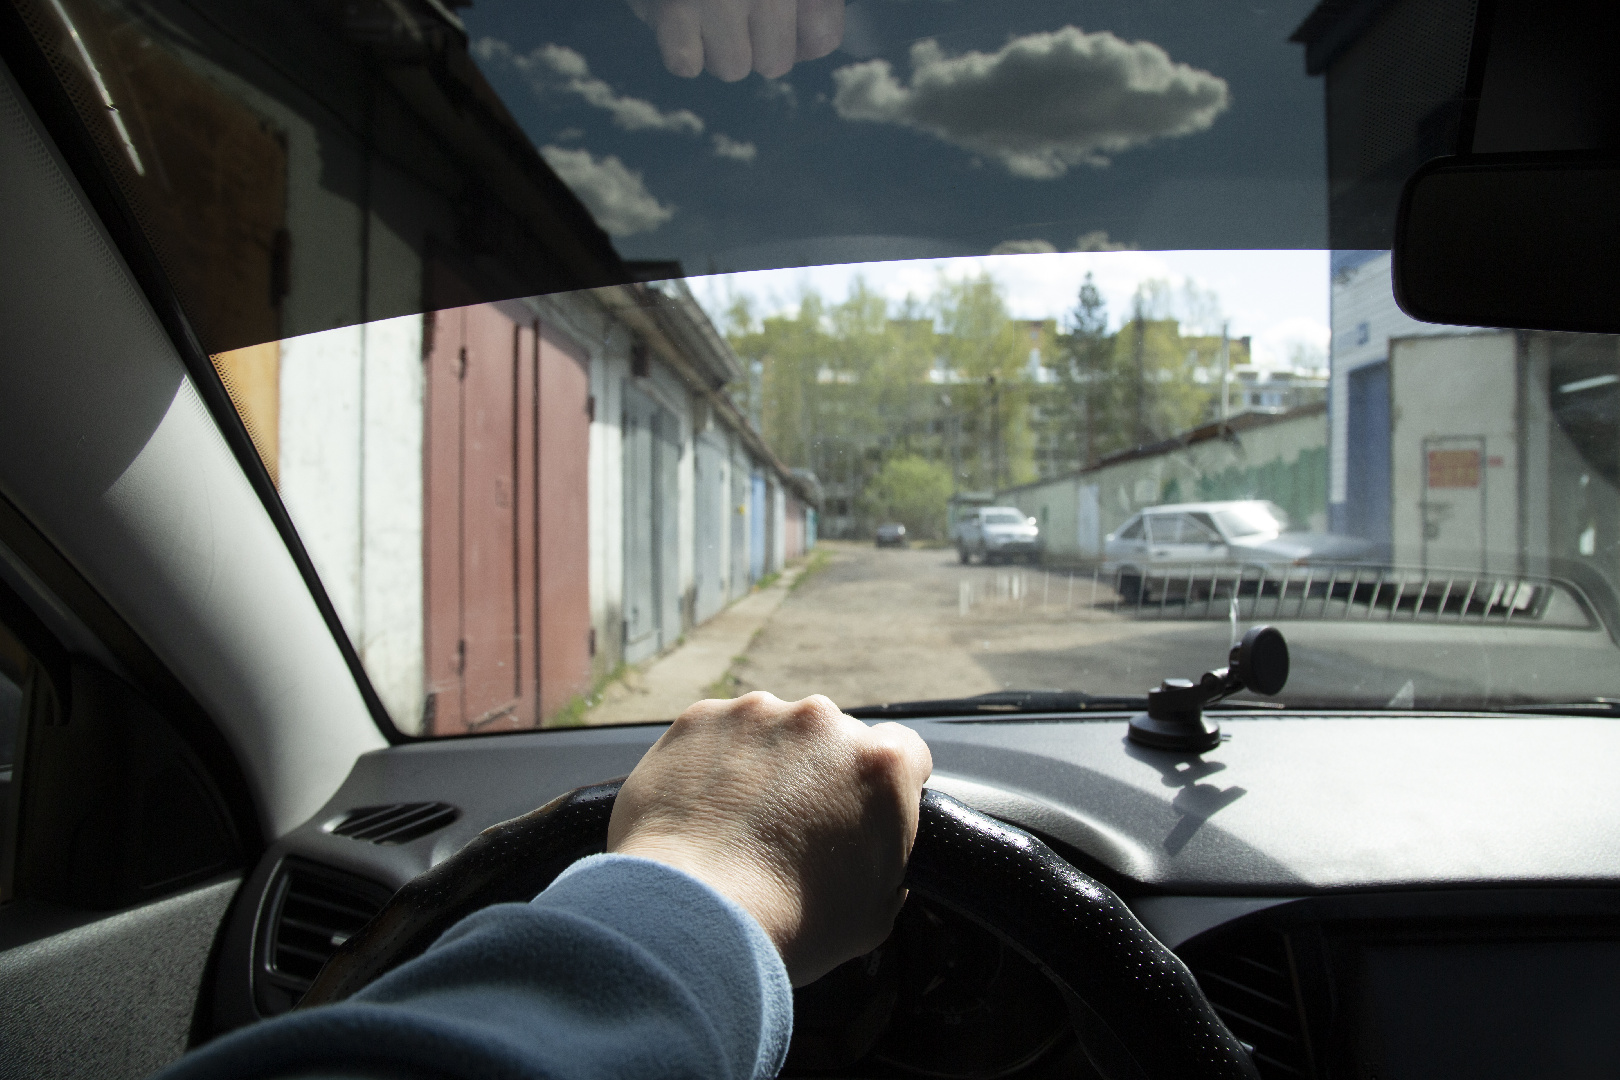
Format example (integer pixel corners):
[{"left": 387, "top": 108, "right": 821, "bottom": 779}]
[{"left": 423, "top": 303, "right": 591, "bottom": 733}]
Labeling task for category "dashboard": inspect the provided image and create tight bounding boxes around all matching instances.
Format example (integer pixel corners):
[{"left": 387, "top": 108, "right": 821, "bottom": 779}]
[{"left": 206, "top": 714, "right": 1620, "bottom": 1079}]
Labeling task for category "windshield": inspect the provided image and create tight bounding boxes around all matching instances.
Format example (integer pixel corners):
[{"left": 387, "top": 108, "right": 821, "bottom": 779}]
[{"left": 17, "top": 0, "right": 1620, "bottom": 729}]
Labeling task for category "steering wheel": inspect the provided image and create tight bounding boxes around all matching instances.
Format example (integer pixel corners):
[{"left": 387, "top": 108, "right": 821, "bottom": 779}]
[{"left": 302, "top": 783, "right": 1258, "bottom": 1080}]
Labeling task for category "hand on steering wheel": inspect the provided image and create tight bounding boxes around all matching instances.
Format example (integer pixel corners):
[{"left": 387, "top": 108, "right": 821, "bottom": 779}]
[
  {"left": 609, "top": 691, "right": 933, "bottom": 985},
  {"left": 303, "top": 693, "right": 1258, "bottom": 1080}
]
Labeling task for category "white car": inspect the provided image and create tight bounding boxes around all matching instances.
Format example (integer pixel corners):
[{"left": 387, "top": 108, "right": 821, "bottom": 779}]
[
  {"left": 1104, "top": 500, "right": 1376, "bottom": 597},
  {"left": 957, "top": 506, "right": 1041, "bottom": 564}
]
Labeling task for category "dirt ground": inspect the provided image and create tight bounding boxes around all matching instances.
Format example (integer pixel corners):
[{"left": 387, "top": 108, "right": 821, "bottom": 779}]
[{"left": 723, "top": 541, "right": 1240, "bottom": 710}]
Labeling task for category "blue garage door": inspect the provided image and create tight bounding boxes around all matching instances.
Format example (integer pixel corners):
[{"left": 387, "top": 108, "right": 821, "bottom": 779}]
[
  {"left": 1346, "top": 360, "right": 1391, "bottom": 556},
  {"left": 749, "top": 473, "right": 767, "bottom": 583}
]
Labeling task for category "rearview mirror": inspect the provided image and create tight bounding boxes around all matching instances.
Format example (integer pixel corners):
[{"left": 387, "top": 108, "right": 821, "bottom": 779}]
[{"left": 1393, "top": 154, "right": 1620, "bottom": 335}]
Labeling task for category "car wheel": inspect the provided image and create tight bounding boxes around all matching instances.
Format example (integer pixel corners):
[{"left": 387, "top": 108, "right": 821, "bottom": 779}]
[
  {"left": 1118, "top": 572, "right": 1143, "bottom": 603},
  {"left": 957, "top": 545, "right": 970, "bottom": 564}
]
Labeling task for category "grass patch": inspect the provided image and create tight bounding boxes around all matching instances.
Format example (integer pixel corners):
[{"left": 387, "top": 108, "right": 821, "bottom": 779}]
[
  {"left": 754, "top": 570, "right": 781, "bottom": 590},
  {"left": 789, "top": 547, "right": 832, "bottom": 592},
  {"left": 543, "top": 662, "right": 628, "bottom": 729}
]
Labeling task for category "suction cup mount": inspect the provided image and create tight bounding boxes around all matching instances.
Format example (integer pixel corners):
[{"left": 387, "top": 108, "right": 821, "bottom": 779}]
[{"left": 1127, "top": 625, "right": 1290, "bottom": 752}]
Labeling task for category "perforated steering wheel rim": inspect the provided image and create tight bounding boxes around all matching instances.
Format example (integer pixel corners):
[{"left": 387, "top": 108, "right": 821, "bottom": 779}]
[{"left": 301, "top": 782, "right": 1258, "bottom": 1080}]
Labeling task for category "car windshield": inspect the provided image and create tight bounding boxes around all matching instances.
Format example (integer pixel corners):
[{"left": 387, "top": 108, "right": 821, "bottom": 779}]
[
  {"left": 17, "top": 0, "right": 1620, "bottom": 728},
  {"left": 1213, "top": 504, "right": 1289, "bottom": 538}
]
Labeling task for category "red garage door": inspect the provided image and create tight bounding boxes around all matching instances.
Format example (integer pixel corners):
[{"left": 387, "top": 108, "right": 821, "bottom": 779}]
[{"left": 423, "top": 303, "right": 591, "bottom": 733}]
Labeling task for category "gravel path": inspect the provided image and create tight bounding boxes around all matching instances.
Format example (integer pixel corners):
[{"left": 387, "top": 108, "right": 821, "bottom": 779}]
[{"left": 726, "top": 542, "right": 1236, "bottom": 711}]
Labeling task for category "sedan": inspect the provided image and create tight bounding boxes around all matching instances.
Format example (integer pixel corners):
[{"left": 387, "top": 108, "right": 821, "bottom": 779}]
[{"left": 1104, "top": 500, "right": 1377, "bottom": 597}]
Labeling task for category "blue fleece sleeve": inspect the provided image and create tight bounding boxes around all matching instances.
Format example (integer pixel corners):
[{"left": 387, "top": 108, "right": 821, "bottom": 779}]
[{"left": 154, "top": 854, "right": 794, "bottom": 1080}]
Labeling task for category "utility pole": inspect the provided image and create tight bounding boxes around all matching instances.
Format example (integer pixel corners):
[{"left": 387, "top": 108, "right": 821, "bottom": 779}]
[
  {"left": 987, "top": 374, "right": 1002, "bottom": 490},
  {"left": 1219, "top": 319, "right": 1231, "bottom": 428},
  {"left": 1131, "top": 302, "right": 1147, "bottom": 447}
]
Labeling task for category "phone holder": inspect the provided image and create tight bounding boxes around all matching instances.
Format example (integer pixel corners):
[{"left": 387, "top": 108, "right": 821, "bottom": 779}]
[{"left": 1127, "top": 625, "right": 1289, "bottom": 752}]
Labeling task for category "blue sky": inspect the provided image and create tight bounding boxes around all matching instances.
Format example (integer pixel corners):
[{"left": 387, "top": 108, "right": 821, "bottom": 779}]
[{"left": 464, "top": 0, "right": 1327, "bottom": 269}]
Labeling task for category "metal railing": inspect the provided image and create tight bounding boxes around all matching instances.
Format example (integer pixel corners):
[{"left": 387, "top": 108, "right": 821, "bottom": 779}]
[
  {"left": 952, "top": 561, "right": 1597, "bottom": 629},
  {"left": 1104, "top": 562, "right": 1593, "bottom": 627}
]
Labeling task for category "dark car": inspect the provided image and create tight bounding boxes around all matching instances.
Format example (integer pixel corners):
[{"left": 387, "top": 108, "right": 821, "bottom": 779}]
[{"left": 874, "top": 523, "right": 908, "bottom": 548}]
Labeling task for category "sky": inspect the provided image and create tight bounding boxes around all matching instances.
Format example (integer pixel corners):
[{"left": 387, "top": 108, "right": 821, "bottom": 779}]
[
  {"left": 463, "top": 0, "right": 1328, "bottom": 268},
  {"left": 689, "top": 249, "right": 1331, "bottom": 372}
]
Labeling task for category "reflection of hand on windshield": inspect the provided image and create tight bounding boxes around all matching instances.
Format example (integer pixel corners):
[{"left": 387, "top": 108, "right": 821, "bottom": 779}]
[{"left": 627, "top": 0, "right": 844, "bottom": 81}]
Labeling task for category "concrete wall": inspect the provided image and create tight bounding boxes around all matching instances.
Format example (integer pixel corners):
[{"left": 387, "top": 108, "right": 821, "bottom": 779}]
[
  {"left": 1001, "top": 406, "right": 1328, "bottom": 562},
  {"left": 277, "top": 316, "right": 424, "bottom": 731},
  {"left": 1388, "top": 331, "right": 1564, "bottom": 577},
  {"left": 1328, "top": 251, "right": 1465, "bottom": 533}
]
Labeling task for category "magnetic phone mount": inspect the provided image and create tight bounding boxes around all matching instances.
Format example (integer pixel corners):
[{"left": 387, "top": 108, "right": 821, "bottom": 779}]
[{"left": 1127, "top": 625, "right": 1289, "bottom": 752}]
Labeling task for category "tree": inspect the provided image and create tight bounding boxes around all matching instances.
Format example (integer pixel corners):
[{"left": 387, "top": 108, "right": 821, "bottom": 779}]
[
  {"left": 1057, "top": 273, "right": 1110, "bottom": 468},
  {"left": 859, "top": 455, "right": 954, "bottom": 540}
]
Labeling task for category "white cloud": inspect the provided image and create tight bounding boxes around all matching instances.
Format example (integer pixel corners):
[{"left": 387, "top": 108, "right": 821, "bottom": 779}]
[
  {"left": 758, "top": 78, "right": 798, "bottom": 109},
  {"left": 477, "top": 38, "right": 704, "bottom": 135},
  {"left": 989, "top": 239, "right": 1057, "bottom": 255},
  {"left": 831, "top": 27, "right": 1230, "bottom": 178},
  {"left": 1251, "top": 315, "right": 1331, "bottom": 372},
  {"left": 711, "top": 134, "right": 758, "bottom": 162},
  {"left": 1071, "top": 230, "right": 1135, "bottom": 252},
  {"left": 540, "top": 146, "right": 674, "bottom": 236}
]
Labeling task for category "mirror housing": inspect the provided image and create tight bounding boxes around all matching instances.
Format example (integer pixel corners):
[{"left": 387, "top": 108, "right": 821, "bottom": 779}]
[{"left": 1393, "top": 154, "right": 1620, "bottom": 335}]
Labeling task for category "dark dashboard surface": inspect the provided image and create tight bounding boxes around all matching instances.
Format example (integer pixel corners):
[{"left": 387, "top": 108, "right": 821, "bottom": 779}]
[
  {"left": 210, "top": 713, "right": 1620, "bottom": 1078},
  {"left": 268, "top": 712, "right": 1620, "bottom": 894}
]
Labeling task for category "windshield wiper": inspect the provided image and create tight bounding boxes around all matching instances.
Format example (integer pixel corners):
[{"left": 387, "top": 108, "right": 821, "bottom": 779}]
[
  {"left": 1496, "top": 699, "right": 1620, "bottom": 716},
  {"left": 846, "top": 689, "right": 1147, "bottom": 720}
]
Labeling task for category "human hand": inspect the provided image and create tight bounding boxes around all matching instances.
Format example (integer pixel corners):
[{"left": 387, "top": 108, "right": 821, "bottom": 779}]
[
  {"left": 626, "top": 0, "right": 844, "bottom": 81},
  {"left": 606, "top": 691, "right": 932, "bottom": 986}
]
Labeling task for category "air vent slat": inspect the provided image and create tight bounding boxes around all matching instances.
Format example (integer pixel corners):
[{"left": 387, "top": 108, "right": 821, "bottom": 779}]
[
  {"left": 256, "top": 860, "right": 393, "bottom": 1018},
  {"left": 1184, "top": 928, "right": 1312, "bottom": 1080},
  {"left": 1200, "top": 969, "right": 1295, "bottom": 1010},
  {"left": 329, "top": 801, "right": 460, "bottom": 845},
  {"left": 1210, "top": 1004, "right": 1300, "bottom": 1044}
]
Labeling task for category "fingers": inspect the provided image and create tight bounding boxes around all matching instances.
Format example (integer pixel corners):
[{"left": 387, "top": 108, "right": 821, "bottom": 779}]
[
  {"left": 795, "top": 0, "right": 844, "bottom": 62},
  {"left": 868, "top": 720, "right": 933, "bottom": 790},
  {"left": 698, "top": 0, "right": 753, "bottom": 81},
  {"left": 652, "top": 1, "right": 705, "bottom": 78},
  {"left": 749, "top": 0, "right": 798, "bottom": 79},
  {"left": 638, "top": 0, "right": 846, "bottom": 80}
]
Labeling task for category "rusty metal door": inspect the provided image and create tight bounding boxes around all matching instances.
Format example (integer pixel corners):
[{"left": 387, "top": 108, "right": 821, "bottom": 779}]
[{"left": 424, "top": 305, "right": 522, "bottom": 732}]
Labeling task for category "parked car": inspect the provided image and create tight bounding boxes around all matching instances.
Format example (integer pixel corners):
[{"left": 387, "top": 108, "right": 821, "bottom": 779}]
[
  {"left": 874, "top": 523, "right": 908, "bottom": 548},
  {"left": 957, "top": 507, "right": 1041, "bottom": 564},
  {"left": 1103, "top": 500, "right": 1376, "bottom": 598}
]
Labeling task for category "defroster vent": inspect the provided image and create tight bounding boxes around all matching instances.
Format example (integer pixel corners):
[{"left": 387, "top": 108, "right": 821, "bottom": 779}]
[
  {"left": 1186, "top": 929, "right": 1312, "bottom": 1079},
  {"left": 328, "top": 801, "right": 460, "bottom": 845},
  {"left": 256, "top": 859, "right": 394, "bottom": 1016}
]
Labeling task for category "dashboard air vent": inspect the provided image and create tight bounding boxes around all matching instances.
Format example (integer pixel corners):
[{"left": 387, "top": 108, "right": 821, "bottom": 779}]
[
  {"left": 1187, "top": 930, "right": 1311, "bottom": 1079},
  {"left": 329, "top": 801, "right": 460, "bottom": 844},
  {"left": 255, "top": 859, "right": 393, "bottom": 1016}
]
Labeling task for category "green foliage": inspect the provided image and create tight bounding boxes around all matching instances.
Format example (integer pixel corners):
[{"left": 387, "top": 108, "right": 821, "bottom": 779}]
[
  {"left": 727, "top": 269, "right": 1232, "bottom": 530},
  {"left": 1052, "top": 275, "right": 1230, "bottom": 469},
  {"left": 859, "top": 455, "right": 954, "bottom": 540}
]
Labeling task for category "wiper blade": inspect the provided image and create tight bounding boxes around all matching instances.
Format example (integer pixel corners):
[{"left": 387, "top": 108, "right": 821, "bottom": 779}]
[
  {"left": 846, "top": 689, "right": 1147, "bottom": 719},
  {"left": 1496, "top": 699, "right": 1620, "bottom": 716}
]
